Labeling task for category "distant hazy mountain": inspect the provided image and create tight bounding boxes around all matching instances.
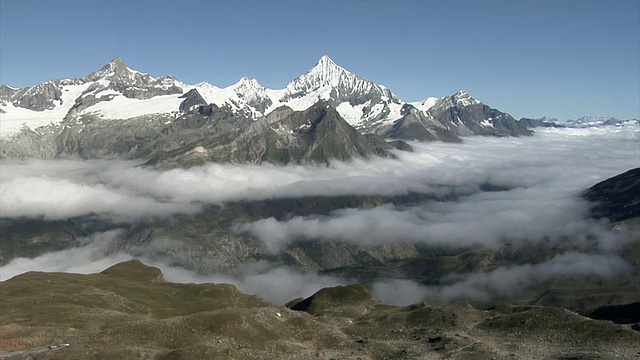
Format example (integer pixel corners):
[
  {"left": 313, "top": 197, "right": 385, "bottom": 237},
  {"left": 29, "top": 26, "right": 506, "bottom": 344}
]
[
  {"left": 518, "top": 116, "right": 564, "bottom": 128},
  {"left": 565, "top": 116, "right": 640, "bottom": 127},
  {"left": 1, "top": 56, "right": 533, "bottom": 165}
]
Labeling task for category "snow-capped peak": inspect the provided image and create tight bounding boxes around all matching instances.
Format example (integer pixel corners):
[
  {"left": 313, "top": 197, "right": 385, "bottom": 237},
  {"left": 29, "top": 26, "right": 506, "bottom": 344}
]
[
  {"left": 451, "top": 90, "right": 481, "bottom": 107},
  {"left": 195, "top": 81, "right": 219, "bottom": 90},
  {"left": 232, "top": 77, "right": 265, "bottom": 93},
  {"left": 86, "top": 57, "right": 140, "bottom": 81},
  {"left": 283, "top": 55, "right": 399, "bottom": 105},
  {"left": 289, "top": 55, "right": 354, "bottom": 90},
  {"left": 316, "top": 55, "right": 340, "bottom": 71}
]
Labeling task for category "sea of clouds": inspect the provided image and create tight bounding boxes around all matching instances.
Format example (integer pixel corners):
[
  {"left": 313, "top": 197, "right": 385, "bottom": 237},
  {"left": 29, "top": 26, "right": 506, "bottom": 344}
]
[{"left": 1, "top": 126, "right": 638, "bottom": 305}]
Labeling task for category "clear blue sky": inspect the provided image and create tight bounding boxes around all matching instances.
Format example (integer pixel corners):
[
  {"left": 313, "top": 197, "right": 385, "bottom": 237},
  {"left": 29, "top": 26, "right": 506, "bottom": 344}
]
[{"left": 1, "top": 0, "right": 639, "bottom": 120}]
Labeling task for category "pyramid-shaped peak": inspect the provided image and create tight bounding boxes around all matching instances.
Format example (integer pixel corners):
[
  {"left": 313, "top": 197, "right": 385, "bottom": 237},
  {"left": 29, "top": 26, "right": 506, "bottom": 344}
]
[
  {"left": 109, "top": 57, "right": 126, "bottom": 67},
  {"left": 86, "top": 56, "right": 138, "bottom": 81},
  {"left": 294, "top": 55, "right": 356, "bottom": 89},
  {"left": 311, "top": 55, "right": 346, "bottom": 73},
  {"left": 317, "top": 55, "right": 338, "bottom": 66},
  {"left": 283, "top": 55, "right": 400, "bottom": 105},
  {"left": 101, "top": 57, "right": 130, "bottom": 73}
]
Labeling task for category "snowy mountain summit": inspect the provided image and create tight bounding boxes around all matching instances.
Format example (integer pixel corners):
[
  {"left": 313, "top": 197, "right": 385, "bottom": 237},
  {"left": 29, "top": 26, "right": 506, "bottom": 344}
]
[
  {"left": 284, "top": 55, "right": 398, "bottom": 105},
  {"left": 83, "top": 57, "right": 183, "bottom": 97},
  {"left": 0, "top": 55, "right": 534, "bottom": 165}
]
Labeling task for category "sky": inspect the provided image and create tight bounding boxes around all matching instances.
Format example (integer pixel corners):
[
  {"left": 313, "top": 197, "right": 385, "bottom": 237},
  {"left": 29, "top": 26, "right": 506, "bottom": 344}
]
[{"left": 1, "top": 0, "right": 639, "bottom": 120}]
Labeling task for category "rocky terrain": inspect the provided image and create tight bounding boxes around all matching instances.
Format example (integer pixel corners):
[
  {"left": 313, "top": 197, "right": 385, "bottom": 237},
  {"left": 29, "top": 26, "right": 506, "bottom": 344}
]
[
  {"left": 583, "top": 167, "right": 640, "bottom": 223},
  {"left": 0, "top": 260, "right": 638, "bottom": 360},
  {"left": 0, "top": 56, "right": 531, "bottom": 165}
]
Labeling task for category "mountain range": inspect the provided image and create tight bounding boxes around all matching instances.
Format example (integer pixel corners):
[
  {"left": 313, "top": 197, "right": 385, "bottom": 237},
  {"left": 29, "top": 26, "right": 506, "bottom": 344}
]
[
  {"left": 519, "top": 115, "right": 640, "bottom": 128},
  {"left": 0, "top": 56, "right": 533, "bottom": 165}
]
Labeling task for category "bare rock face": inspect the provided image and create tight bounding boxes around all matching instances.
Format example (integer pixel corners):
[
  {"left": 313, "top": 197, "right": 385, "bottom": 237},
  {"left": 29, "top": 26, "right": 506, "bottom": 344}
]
[
  {"left": 381, "top": 103, "right": 461, "bottom": 142},
  {"left": 178, "top": 88, "right": 207, "bottom": 112},
  {"left": 145, "top": 101, "right": 403, "bottom": 167},
  {"left": 0, "top": 84, "right": 18, "bottom": 102},
  {"left": 583, "top": 167, "right": 640, "bottom": 223},
  {"left": 0, "top": 125, "right": 60, "bottom": 159},
  {"left": 11, "top": 81, "right": 65, "bottom": 111},
  {"left": 425, "top": 91, "right": 533, "bottom": 138}
]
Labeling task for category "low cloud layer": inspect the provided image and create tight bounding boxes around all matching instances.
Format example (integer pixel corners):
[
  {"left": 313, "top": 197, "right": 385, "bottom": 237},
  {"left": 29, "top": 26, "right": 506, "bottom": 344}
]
[
  {"left": 1, "top": 238, "right": 633, "bottom": 307},
  {"left": 0, "top": 234, "right": 345, "bottom": 305},
  {"left": 236, "top": 196, "right": 614, "bottom": 253},
  {"left": 236, "top": 127, "right": 640, "bottom": 252},
  {"left": 371, "top": 252, "right": 634, "bottom": 305},
  {"left": 1, "top": 126, "right": 638, "bottom": 305},
  {"left": 0, "top": 230, "right": 134, "bottom": 280},
  {"left": 1, "top": 127, "right": 637, "bottom": 224}
]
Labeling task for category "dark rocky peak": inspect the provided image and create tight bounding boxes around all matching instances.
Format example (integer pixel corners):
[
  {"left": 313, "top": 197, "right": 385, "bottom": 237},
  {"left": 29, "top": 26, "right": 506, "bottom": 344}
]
[
  {"left": 299, "top": 101, "right": 353, "bottom": 134},
  {"left": 400, "top": 103, "right": 418, "bottom": 116},
  {"left": 426, "top": 90, "right": 481, "bottom": 116},
  {"left": 583, "top": 167, "right": 640, "bottom": 223},
  {"left": 179, "top": 89, "right": 207, "bottom": 112},
  {"left": 106, "top": 56, "right": 128, "bottom": 73},
  {"left": 422, "top": 90, "right": 532, "bottom": 138},
  {"left": 0, "top": 84, "right": 19, "bottom": 102},
  {"left": 86, "top": 57, "right": 135, "bottom": 81}
]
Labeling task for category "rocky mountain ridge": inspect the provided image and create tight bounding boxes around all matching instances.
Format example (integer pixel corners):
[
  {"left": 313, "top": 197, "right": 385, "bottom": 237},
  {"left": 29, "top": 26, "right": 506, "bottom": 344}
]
[{"left": 1, "top": 56, "right": 533, "bottom": 164}]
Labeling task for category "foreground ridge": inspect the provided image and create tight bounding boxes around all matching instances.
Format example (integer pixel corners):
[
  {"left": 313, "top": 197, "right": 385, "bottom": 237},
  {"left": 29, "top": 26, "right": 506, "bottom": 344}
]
[{"left": 1, "top": 261, "right": 638, "bottom": 359}]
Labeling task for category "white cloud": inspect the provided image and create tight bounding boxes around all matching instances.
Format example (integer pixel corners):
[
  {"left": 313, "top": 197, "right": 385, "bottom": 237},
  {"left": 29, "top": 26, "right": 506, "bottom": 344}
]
[
  {"left": 1, "top": 127, "right": 637, "bottom": 223},
  {"left": 370, "top": 252, "right": 634, "bottom": 305},
  {"left": 0, "top": 238, "right": 346, "bottom": 305},
  {"left": 0, "top": 230, "right": 134, "bottom": 280},
  {"left": 0, "top": 126, "right": 638, "bottom": 305},
  {"left": 235, "top": 127, "right": 640, "bottom": 251}
]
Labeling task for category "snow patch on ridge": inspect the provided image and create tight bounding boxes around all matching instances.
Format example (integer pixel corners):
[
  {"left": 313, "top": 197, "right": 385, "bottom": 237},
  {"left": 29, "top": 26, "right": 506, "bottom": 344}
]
[
  {"left": 0, "top": 83, "right": 92, "bottom": 136},
  {"left": 411, "top": 97, "right": 439, "bottom": 112},
  {"left": 336, "top": 102, "right": 366, "bottom": 125},
  {"left": 82, "top": 94, "right": 183, "bottom": 119}
]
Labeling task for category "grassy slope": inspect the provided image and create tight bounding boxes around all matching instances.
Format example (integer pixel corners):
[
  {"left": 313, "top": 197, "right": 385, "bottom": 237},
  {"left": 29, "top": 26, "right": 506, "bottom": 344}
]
[{"left": 1, "top": 260, "right": 639, "bottom": 360}]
